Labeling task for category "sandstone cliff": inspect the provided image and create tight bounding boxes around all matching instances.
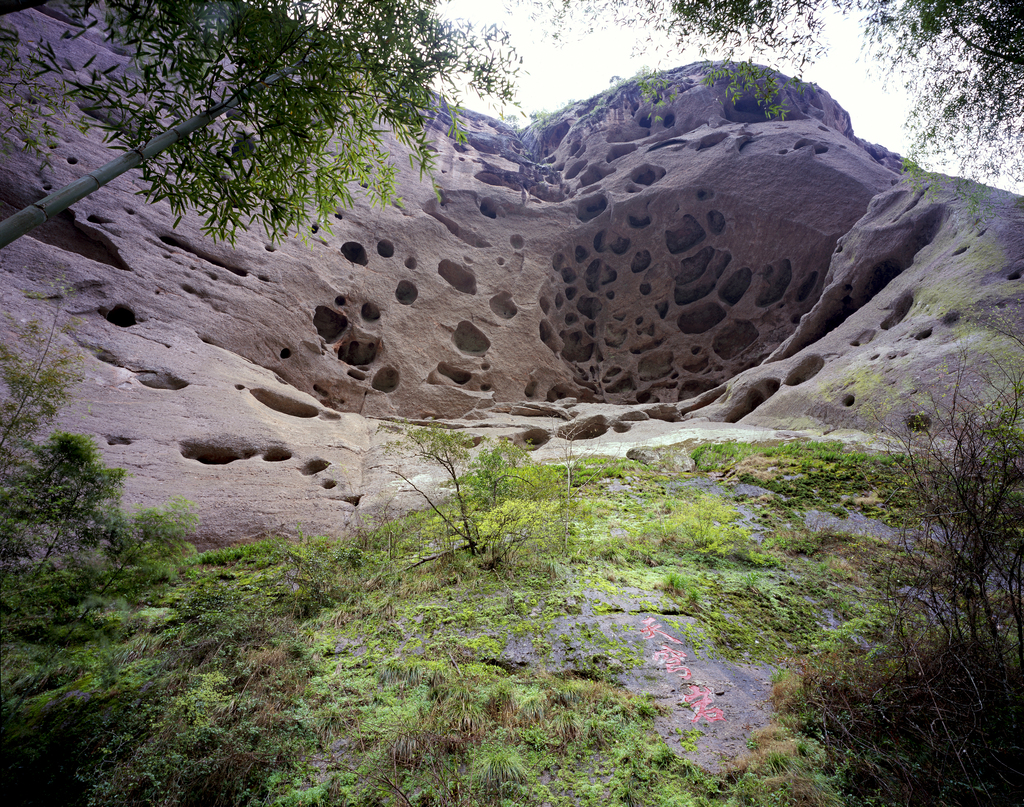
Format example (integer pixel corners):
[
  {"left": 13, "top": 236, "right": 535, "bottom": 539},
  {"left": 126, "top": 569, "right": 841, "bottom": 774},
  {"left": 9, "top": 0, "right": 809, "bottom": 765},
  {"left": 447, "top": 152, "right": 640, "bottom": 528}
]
[{"left": 1, "top": 8, "right": 1021, "bottom": 546}]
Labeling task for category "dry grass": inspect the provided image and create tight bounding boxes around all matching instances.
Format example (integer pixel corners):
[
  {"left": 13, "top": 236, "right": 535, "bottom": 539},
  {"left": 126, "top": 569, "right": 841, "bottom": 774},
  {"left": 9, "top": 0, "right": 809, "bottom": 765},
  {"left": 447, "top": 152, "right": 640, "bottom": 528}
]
[
  {"left": 731, "top": 454, "right": 789, "bottom": 482},
  {"left": 769, "top": 667, "right": 805, "bottom": 713}
]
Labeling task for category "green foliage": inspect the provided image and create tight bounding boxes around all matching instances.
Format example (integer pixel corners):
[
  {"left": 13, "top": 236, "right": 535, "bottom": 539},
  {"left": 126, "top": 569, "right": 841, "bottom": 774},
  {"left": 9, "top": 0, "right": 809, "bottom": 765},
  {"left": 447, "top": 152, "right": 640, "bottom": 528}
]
[
  {"left": 473, "top": 745, "right": 528, "bottom": 799},
  {"left": 7, "top": 0, "right": 520, "bottom": 245},
  {"left": 889, "top": 334, "right": 1024, "bottom": 680},
  {"left": 0, "top": 311, "right": 82, "bottom": 475},
  {"left": 0, "top": 315, "right": 199, "bottom": 641},
  {"left": 664, "top": 571, "right": 701, "bottom": 604},
  {"left": 641, "top": 490, "right": 750, "bottom": 556},
  {"left": 477, "top": 498, "right": 561, "bottom": 569},
  {"left": 0, "top": 430, "right": 198, "bottom": 638},
  {"left": 536, "top": 0, "right": 1023, "bottom": 190},
  {"left": 0, "top": 19, "right": 89, "bottom": 164},
  {"left": 465, "top": 440, "right": 533, "bottom": 509},
  {"left": 703, "top": 60, "right": 795, "bottom": 120},
  {"left": 864, "top": 0, "right": 1024, "bottom": 189},
  {"left": 786, "top": 333, "right": 1024, "bottom": 806},
  {"left": 278, "top": 531, "right": 359, "bottom": 615},
  {"left": 383, "top": 423, "right": 564, "bottom": 565},
  {"left": 0, "top": 413, "right": 939, "bottom": 806}
]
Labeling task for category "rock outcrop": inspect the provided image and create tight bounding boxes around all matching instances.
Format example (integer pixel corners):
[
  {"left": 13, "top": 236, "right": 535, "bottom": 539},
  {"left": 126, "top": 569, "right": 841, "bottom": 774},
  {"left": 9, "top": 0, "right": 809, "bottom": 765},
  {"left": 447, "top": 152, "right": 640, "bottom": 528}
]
[{"left": 1, "top": 9, "right": 1021, "bottom": 546}]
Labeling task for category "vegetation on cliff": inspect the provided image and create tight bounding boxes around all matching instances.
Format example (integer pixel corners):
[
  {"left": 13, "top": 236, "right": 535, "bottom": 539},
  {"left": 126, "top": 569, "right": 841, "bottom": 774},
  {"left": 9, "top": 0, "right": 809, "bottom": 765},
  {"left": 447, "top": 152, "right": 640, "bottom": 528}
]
[
  {"left": 0, "top": 1, "right": 519, "bottom": 246},
  {"left": 3, "top": 405, "right": 1021, "bottom": 804},
  {"left": 534, "top": 0, "right": 1023, "bottom": 190}
]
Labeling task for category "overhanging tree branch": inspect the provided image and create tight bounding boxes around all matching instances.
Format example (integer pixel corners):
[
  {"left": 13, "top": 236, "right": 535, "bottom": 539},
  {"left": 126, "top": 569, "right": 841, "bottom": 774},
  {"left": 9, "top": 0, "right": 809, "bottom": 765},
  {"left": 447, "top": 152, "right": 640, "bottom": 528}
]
[
  {"left": 0, "top": 64, "right": 296, "bottom": 249},
  {"left": 950, "top": 24, "right": 1024, "bottom": 68}
]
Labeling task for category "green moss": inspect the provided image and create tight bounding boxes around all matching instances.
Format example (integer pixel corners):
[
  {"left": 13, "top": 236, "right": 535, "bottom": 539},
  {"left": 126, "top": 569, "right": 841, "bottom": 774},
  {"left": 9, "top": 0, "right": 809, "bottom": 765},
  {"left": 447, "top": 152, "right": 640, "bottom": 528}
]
[{"left": 3, "top": 433, "right": 929, "bottom": 807}]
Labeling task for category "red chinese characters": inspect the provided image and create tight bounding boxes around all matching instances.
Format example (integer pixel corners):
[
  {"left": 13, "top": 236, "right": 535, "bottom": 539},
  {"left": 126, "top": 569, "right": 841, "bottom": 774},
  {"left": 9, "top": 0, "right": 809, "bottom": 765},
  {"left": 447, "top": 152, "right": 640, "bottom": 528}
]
[
  {"left": 640, "top": 616, "right": 683, "bottom": 644},
  {"left": 682, "top": 685, "right": 725, "bottom": 723},
  {"left": 652, "top": 645, "right": 692, "bottom": 679},
  {"left": 637, "top": 618, "right": 724, "bottom": 724}
]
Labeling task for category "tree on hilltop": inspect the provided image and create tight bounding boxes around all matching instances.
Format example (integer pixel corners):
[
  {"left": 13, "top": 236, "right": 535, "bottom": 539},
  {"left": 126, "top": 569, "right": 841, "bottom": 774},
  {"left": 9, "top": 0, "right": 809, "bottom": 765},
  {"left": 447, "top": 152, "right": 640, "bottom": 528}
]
[{"left": 531, "top": 0, "right": 1024, "bottom": 190}]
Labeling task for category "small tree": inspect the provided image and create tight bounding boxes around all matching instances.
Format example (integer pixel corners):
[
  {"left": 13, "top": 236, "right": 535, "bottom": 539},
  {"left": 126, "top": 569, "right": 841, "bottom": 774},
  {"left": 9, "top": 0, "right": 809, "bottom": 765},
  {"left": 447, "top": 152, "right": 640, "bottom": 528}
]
[
  {"left": 0, "top": 311, "right": 82, "bottom": 476},
  {"left": 382, "top": 423, "right": 559, "bottom": 565},
  {"left": 801, "top": 326, "right": 1024, "bottom": 805},
  {"left": 383, "top": 423, "right": 483, "bottom": 554},
  {"left": 889, "top": 331, "right": 1024, "bottom": 687},
  {"left": 0, "top": 306, "right": 198, "bottom": 643}
]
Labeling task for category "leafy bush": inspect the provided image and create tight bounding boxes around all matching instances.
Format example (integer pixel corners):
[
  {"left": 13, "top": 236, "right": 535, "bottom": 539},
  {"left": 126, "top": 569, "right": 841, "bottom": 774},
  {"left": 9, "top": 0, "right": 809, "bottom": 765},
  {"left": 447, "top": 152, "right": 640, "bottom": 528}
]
[
  {"left": 797, "top": 331, "right": 1024, "bottom": 806},
  {"left": 382, "top": 423, "right": 564, "bottom": 566},
  {"left": 0, "top": 311, "right": 81, "bottom": 476},
  {"left": 0, "top": 430, "right": 197, "bottom": 639}
]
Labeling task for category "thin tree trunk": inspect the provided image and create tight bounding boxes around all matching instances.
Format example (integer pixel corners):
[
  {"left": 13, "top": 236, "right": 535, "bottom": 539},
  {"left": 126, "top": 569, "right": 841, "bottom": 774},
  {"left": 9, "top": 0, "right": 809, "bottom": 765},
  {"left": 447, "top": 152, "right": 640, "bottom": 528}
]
[{"left": 0, "top": 65, "right": 296, "bottom": 250}]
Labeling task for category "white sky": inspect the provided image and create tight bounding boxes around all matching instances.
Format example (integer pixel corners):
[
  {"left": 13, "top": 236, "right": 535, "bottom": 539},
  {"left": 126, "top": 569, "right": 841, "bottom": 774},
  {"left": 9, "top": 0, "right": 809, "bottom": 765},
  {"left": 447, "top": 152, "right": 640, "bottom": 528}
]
[{"left": 441, "top": 2, "right": 913, "bottom": 160}]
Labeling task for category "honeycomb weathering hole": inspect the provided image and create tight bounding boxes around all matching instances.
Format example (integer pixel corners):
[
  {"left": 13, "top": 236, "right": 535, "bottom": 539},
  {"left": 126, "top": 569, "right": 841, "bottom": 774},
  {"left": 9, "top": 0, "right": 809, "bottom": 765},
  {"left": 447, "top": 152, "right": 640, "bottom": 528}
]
[
  {"left": 881, "top": 290, "right": 914, "bottom": 330},
  {"left": 565, "top": 159, "right": 587, "bottom": 180},
  {"left": 557, "top": 416, "right": 609, "bottom": 441},
  {"left": 784, "top": 354, "right": 825, "bottom": 386},
  {"left": 302, "top": 458, "right": 331, "bottom": 475},
  {"left": 180, "top": 439, "right": 258, "bottom": 465},
  {"left": 562, "top": 330, "right": 595, "bottom": 362},
  {"left": 313, "top": 305, "right": 348, "bottom": 342},
  {"left": 250, "top": 388, "right": 320, "bottom": 418},
  {"left": 577, "top": 195, "right": 608, "bottom": 222},
  {"left": 577, "top": 295, "right": 603, "bottom": 320},
  {"left": 631, "top": 250, "right": 652, "bottom": 273},
  {"left": 632, "top": 164, "right": 666, "bottom": 186},
  {"left": 712, "top": 320, "right": 759, "bottom": 359},
  {"left": 724, "top": 379, "right": 781, "bottom": 423},
  {"left": 584, "top": 260, "right": 617, "bottom": 292},
  {"left": 377, "top": 239, "right": 395, "bottom": 258},
  {"left": 395, "top": 280, "right": 418, "bottom": 305},
  {"left": 341, "top": 241, "right": 368, "bottom": 265},
  {"left": 371, "top": 366, "right": 400, "bottom": 393},
  {"left": 755, "top": 259, "right": 793, "bottom": 307},
  {"left": 263, "top": 447, "right": 293, "bottom": 462},
  {"left": 718, "top": 267, "right": 752, "bottom": 305},
  {"left": 438, "top": 259, "right": 477, "bottom": 294},
  {"left": 138, "top": 371, "right": 189, "bottom": 390},
  {"left": 338, "top": 339, "right": 379, "bottom": 365},
  {"left": 438, "top": 362, "right": 472, "bottom": 384},
  {"left": 593, "top": 229, "right": 631, "bottom": 255},
  {"left": 516, "top": 427, "right": 550, "bottom": 449},
  {"left": 638, "top": 350, "right": 673, "bottom": 381},
  {"left": 453, "top": 321, "right": 490, "bottom": 354},
  {"left": 489, "top": 292, "right": 518, "bottom": 319},
  {"left": 361, "top": 301, "right": 381, "bottom": 321},
  {"left": 607, "top": 143, "right": 638, "bottom": 161},
  {"left": 678, "top": 301, "right": 727, "bottom": 334},
  {"left": 707, "top": 210, "right": 726, "bottom": 234},
  {"left": 105, "top": 305, "right": 137, "bottom": 327},
  {"left": 665, "top": 215, "right": 707, "bottom": 254}
]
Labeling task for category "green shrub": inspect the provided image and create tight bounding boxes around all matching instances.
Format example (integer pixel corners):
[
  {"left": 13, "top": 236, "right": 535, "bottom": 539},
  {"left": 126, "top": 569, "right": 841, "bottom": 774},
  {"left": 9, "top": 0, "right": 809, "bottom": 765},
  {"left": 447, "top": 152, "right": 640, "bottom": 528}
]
[
  {"left": 473, "top": 746, "right": 527, "bottom": 799},
  {"left": 0, "top": 432, "right": 197, "bottom": 638}
]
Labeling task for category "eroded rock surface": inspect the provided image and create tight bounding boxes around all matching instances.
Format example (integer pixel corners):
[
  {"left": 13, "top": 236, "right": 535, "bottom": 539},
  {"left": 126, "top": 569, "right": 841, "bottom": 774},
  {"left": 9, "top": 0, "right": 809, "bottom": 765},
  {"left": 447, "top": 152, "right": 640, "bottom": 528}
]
[{"left": 1, "top": 9, "right": 1021, "bottom": 545}]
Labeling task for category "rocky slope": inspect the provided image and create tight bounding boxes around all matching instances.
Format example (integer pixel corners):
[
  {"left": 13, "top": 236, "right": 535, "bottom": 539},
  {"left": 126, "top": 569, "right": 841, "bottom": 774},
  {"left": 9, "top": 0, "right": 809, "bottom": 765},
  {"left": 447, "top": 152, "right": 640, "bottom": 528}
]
[{"left": 1, "top": 8, "right": 1021, "bottom": 546}]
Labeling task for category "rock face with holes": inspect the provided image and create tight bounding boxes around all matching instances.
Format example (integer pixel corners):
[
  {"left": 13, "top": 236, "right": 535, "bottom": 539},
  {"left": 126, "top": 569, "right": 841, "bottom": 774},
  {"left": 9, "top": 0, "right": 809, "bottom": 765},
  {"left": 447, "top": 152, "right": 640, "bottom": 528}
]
[
  {"left": 678, "top": 180, "right": 1024, "bottom": 429},
  {"left": 1, "top": 9, "right": 1021, "bottom": 545}
]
